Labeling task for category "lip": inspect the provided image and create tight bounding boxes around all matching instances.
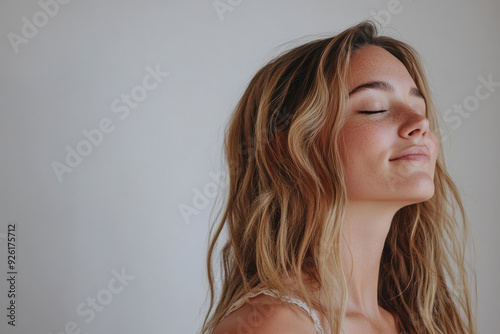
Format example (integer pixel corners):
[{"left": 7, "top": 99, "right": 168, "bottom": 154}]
[{"left": 389, "top": 145, "right": 430, "bottom": 161}]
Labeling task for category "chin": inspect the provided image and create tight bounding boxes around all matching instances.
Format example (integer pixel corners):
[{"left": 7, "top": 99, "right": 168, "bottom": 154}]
[{"left": 401, "top": 186, "right": 435, "bottom": 205}]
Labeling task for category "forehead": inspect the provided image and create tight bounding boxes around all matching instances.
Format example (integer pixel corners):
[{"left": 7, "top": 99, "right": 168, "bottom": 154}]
[{"left": 347, "top": 45, "right": 415, "bottom": 90}]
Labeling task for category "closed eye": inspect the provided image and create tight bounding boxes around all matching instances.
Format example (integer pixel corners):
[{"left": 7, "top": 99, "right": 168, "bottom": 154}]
[{"left": 359, "top": 109, "right": 387, "bottom": 114}]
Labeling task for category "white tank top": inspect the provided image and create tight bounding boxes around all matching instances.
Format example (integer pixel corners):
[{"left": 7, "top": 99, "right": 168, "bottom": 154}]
[{"left": 220, "top": 288, "right": 325, "bottom": 334}]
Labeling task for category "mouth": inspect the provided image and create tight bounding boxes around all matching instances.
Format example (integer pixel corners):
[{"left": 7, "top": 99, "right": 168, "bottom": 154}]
[
  {"left": 389, "top": 145, "right": 431, "bottom": 162},
  {"left": 390, "top": 154, "right": 430, "bottom": 162}
]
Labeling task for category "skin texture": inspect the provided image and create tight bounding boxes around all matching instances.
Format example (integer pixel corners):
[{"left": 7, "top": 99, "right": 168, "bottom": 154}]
[
  {"left": 340, "top": 45, "right": 437, "bottom": 206},
  {"left": 213, "top": 45, "right": 438, "bottom": 334}
]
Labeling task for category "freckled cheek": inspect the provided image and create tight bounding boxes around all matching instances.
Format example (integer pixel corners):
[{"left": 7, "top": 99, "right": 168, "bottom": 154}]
[
  {"left": 340, "top": 124, "right": 384, "bottom": 165},
  {"left": 339, "top": 126, "right": 360, "bottom": 165},
  {"left": 349, "top": 121, "right": 388, "bottom": 144},
  {"left": 341, "top": 127, "right": 397, "bottom": 182}
]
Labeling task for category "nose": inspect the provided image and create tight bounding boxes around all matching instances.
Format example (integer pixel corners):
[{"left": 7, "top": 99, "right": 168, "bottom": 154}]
[{"left": 399, "top": 110, "right": 430, "bottom": 138}]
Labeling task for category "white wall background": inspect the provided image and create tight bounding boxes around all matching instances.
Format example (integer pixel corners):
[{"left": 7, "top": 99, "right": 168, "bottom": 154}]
[{"left": 0, "top": 0, "right": 498, "bottom": 333}]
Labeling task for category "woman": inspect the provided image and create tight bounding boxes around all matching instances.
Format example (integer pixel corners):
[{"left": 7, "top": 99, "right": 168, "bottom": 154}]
[{"left": 201, "top": 21, "right": 476, "bottom": 334}]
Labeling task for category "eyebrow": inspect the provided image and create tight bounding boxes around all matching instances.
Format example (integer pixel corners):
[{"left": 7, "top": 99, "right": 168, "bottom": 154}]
[{"left": 348, "top": 80, "right": 424, "bottom": 99}]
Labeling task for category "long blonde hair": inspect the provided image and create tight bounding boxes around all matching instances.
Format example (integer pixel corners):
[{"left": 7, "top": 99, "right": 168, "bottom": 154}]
[{"left": 200, "top": 20, "right": 476, "bottom": 334}]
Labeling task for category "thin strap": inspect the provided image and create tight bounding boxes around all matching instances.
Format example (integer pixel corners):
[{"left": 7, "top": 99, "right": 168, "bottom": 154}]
[{"left": 221, "top": 288, "right": 324, "bottom": 334}]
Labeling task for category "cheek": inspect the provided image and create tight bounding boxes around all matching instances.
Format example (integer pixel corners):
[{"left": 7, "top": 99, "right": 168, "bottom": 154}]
[{"left": 340, "top": 121, "right": 392, "bottom": 165}]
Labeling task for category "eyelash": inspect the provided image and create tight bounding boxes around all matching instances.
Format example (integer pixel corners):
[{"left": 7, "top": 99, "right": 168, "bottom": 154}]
[{"left": 359, "top": 109, "right": 387, "bottom": 114}]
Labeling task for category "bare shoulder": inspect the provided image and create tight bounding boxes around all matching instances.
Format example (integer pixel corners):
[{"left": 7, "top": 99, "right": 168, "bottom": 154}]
[{"left": 212, "top": 294, "right": 319, "bottom": 334}]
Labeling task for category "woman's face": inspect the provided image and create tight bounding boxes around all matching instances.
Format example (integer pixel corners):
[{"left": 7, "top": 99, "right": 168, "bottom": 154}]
[{"left": 339, "top": 45, "right": 438, "bottom": 206}]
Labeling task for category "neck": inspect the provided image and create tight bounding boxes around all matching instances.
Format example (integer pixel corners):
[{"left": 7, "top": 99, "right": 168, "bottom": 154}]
[{"left": 340, "top": 200, "right": 401, "bottom": 320}]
